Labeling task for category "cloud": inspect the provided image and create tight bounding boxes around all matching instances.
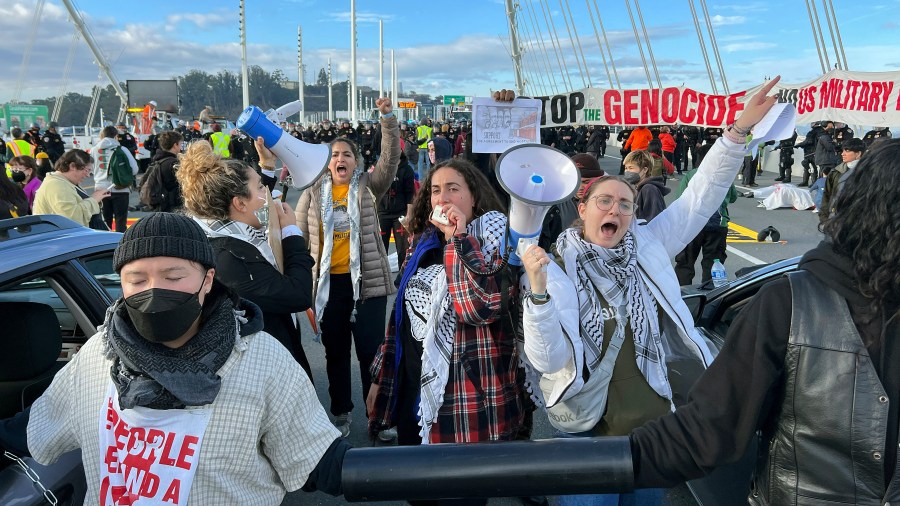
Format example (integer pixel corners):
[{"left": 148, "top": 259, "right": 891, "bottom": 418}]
[
  {"left": 723, "top": 42, "right": 777, "bottom": 53},
  {"left": 165, "top": 12, "right": 232, "bottom": 30},
  {"left": 329, "top": 11, "right": 396, "bottom": 24},
  {"left": 710, "top": 15, "right": 746, "bottom": 27}
]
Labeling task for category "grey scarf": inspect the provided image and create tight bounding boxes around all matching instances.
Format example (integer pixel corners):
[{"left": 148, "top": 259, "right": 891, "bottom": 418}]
[
  {"left": 315, "top": 169, "right": 362, "bottom": 325},
  {"left": 103, "top": 296, "right": 238, "bottom": 410}
]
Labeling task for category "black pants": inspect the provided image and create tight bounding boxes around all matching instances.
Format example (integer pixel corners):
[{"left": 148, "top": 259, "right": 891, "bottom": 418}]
[
  {"left": 380, "top": 217, "right": 410, "bottom": 268},
  {"left": 741, "top": 156, "right": 757, "bottom": 185},
  {"left": 673, "top": 143, "right": 684, "bottom": 173},
  {"left": 320, "top": 273, "right": 387, "bottom": 416},
  {"left": 102, "top": 192, "right": 130, "bottom": 232},
  {"left": 686, "top": 142, "right": 700, "bottom": 169},
  {"left": 599, "top": 139, "right": 606, "bottom": 157},
  {"left": 778, "top": 152, "right": 794, "bottom": 181},
  {"left": 675, "top": 227, "right": 728, "bottom": 285},
  {"left": 800, "top": 157, "right": 817, "bottom": 185}
]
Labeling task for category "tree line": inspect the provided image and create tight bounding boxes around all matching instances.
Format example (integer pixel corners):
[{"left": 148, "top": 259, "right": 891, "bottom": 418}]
[{"left": 25, "top": 66, "right": 440, "bottom": 127}]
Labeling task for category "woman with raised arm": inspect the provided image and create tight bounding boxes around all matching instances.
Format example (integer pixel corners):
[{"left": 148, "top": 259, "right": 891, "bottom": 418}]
[
  {"left": 294, "top": 98, "right": 401, "bottom": 439},
  {"left": 520, "top": 78, "right": 781, "bottom": 506}
]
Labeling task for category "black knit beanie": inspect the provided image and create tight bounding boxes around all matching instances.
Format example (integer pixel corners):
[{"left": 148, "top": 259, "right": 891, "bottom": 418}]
[{"left": 113, "top": 213, "right": 216, "bottom": 272}]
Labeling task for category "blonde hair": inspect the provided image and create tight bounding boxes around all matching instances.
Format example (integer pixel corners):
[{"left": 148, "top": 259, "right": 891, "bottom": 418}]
[
  {"left": 177, "top": 141, "right": 253, "bottom": 221},
  {"left": 623, "top": 150, "right": 653, "bottom": 179}
]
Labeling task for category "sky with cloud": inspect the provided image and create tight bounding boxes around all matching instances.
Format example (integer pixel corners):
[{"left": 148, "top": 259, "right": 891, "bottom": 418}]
[{"left": 2, "top": 0, "right": 899, "bottom": 108}]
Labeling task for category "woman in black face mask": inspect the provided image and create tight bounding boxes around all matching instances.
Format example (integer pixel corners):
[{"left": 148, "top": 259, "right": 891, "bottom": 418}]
[
  {"left": 177, "top": 140, "right": 317, "bottom": 380},
  {"left": 28, "top": 212, "right": 349, "bottom": 503},
  {"left": 0, "top": 166, "right": 29, "bottom": 218},
  {"left": 9, "top": 155, "right": 41, "bottom": 212}
]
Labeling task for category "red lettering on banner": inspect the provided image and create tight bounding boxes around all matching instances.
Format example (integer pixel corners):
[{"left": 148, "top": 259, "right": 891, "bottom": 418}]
[
  {"left": 163, "top": 479, "right": 181, "bottom": 504},
  {"left": 160, "top": 432, "right": 177, "bottom": 466},
  {"left": 707, "top": 95, "right": 727, "bottom": 126},
  {"left": 725, "top": 91, "right": 746, "bottom": 126},
  {"left": 696, "top": 93, "right": 707, "bottom": 126},
  {"left": 623, "top": 90, "right": 638, "bottom": 125},
  {"left": 106, "top": 399, "right": 119, "bottom": 429},
  {"left": 870, "top": 82, "right": 883, "bottom": 111},
  {"left": 639, "top": 89, "right": 659, "bottom": 125},
  {"left": 105, "top": 445, "right": 120, "bottom": 473},
  {"left": 604, "top": 90, "right": 621, "bottom": 124},
  {"left": 845, "top": 80, "right": 858, "bottom": 109},
  {"left": 176, "top": 435, "right": 199, "bottom": 470},
  {"left": 680, "top": 89, "right": 697, "bottom": 123},
  {"left": 834, "top": 79, "right": 846, "bottom": 108},
  {"left": 858, "top": 81, "right": 870, "bottom": 111},
  {"left": 819, "top": 80, "right": 830, "bottom": 109},
  {"left": 883, "top": 82, "right": 894, "bottom": 112},
  {"left": 661, "top": 88, "right": 680, "bottom": 123}
]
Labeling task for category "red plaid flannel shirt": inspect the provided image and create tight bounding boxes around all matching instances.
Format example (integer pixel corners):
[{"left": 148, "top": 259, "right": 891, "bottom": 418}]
[{"left": 370, "top": 232, "right": 525, "bottom": 443}]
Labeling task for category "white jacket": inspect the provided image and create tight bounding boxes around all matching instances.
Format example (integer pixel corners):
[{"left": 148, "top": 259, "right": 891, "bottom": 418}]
[
  {"left": 523, "top": 136, "right": 746, "bottom": 426},
  {"left": 91, "top": 137, "right": 138, "bottom": 193}
]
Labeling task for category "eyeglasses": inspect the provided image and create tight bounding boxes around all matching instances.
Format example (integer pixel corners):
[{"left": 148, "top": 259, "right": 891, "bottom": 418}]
[{"left": 589, "top": 195, "right": 635, "bottom": 216}]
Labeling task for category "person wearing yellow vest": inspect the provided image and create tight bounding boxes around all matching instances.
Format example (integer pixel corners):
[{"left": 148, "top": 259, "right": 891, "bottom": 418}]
[
  {"left": 5, "top": 127, "right": 35, "bottom": 178},
  {"left": 209, "top": 123, "right": 231, "bottom": 158},
  {"left": 415, "top": 119, "right": 433, "bottom": 180}
]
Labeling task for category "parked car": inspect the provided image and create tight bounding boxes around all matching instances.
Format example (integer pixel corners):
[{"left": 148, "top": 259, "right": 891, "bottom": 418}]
[
  {"left": 679, "top": 257, "right": 800, "bottom": 505},
  {"left": 0, "top": 215, "right": 122, "bottom": 505}
]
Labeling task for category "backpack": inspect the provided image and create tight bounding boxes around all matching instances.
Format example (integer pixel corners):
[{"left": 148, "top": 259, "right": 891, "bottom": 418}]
[
  {"left": 703, "top": 206, "right": 724, "bottom": 232},
  {"left": 108, "top": 148, "right": 135, "bottom": 189},
  {"left": 139, "top": 161, "right": 166, "bottom": 210}
]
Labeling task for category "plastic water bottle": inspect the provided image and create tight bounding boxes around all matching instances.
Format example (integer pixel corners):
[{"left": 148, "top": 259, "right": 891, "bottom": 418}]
[{"left": 711, "top": 259, "right": 728, "bottom": 288}]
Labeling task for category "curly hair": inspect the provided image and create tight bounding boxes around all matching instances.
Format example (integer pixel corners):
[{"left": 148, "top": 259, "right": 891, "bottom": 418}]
[
  {"left": 823, "top": 138, "right": 900, "bottom": 309},
  {"left": 406, "top": 158, "right": 506, "bottom": 236},
  {"left": 54, "top": 149, "right": 92, "bottom": 173},
  {"left": 177, "top": 141, "right": 253, "bottom": 221}
]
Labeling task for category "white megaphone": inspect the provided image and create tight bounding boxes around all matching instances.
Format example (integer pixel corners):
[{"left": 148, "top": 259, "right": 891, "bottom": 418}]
[
  {"left": 496, "top": 144, "right": 580, "bottom": 266},
  {"left": 236, "top": 105, "right": 329, "bottom": 190}
]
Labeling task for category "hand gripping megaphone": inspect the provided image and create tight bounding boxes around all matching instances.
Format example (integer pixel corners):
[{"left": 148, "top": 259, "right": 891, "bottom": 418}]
[
  {"left": 236, "top": 103, "right": 329, "bottom": 190},
  {"left": 496, "top": 144, "right": 580, "bottom": 266}
]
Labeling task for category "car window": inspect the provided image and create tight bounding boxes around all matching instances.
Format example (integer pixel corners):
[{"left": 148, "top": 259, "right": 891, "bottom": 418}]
[
  {"left": 81, "top": 253, "right": 123, "bottom": 301},
  {"left": 712, "top": 298, "right": 753, "bottom": 338},
  {"left": 0, "top": 276, "right": 89, "bottom": 360}
]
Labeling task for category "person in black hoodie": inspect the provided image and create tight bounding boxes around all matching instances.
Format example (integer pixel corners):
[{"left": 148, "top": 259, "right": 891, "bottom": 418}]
[
  {"left": 378, "top": 151, "right": 416, "bottom": 269},
  {"left": 177, "top": 140, "right": 316, "bottom": 379},
  {"left": 630, "top": 138, "right": 900, "bottom": 504},
  {"left": 625, "top": 149, "right": 669, "bottom": 222},
  {"left": 147, "top": 130, "right": 184, "bottom": 212}
]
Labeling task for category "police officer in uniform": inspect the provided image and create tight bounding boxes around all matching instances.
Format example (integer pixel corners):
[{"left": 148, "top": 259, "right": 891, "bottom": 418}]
[
  {"left": 24, "top": 124, "right": 43, "bottom": 152},
  {"left": 574, "top": 124, "right": 589, "bottom": 153},
  {"left": 557, "top": 125, "right": 577, "bottom": 155},
  {"left": 289, "top": 125, "right": 303, "bottom": 141},
  {"left": 41, "top": 122, "right": 66, "bottom": 164},
  {"left": 773, "top": 130, "right": 799, "bottom": 183},
  {"left": 617, "top": 126, "right": 634, "bottom": 174},
  {"left": 862, "top": 126, "right": 892, "bottom": 148},
  {"left": 795, "top": 122, "right": 823, "bottom": 187},
  {"left": 316, "top": 120, "right": 338, "bottom": 144},
  {"left": 673, "top": 124, "right": 687, "bottom": 173},
  {"left": 832, "top": 123, "right": 854, "bottom": 152},
  {"left": 337, "top": 120, "right": 356, "bottom": 143},
  {"left": 596, "top": 124, "right": 610, "bottom": 157},
  {"left": 358, "top": 121, "right": 377, "bottom": 168},
  {"left": 703, "top": 127, "right": 724, "bottom": 145},
  {"left": 116, "top": 122, "right": 138, "bottom": 157},
  {"left": 681, "top": 125, "right": 701, "bottom": 169}
]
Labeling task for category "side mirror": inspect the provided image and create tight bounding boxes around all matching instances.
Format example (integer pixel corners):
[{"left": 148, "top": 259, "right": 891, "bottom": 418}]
[{"left": 682, "top": 293, "right": 707, "bottom": 322}]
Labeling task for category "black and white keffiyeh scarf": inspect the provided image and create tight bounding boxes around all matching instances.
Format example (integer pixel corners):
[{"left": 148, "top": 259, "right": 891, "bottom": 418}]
[
  {"left": 403, "top": 211, "right": 508, "bottom": 442},
  {"left": 555, "top": 227, "right": 671, "bottom": 402},
  {"left": 193, "top": 217, "right": 277, "bottom": 267},
  {"left": 315, "top": 169, "right": 362, "bottom": 324}
]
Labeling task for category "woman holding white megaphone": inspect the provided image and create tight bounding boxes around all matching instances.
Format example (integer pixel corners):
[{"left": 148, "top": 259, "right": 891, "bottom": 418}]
[
  {"left": 520, "top": 77, "right": 782, "bottom": 505},
  {"left": 294, "top": 97, "right": 401, "bottom": 440}
]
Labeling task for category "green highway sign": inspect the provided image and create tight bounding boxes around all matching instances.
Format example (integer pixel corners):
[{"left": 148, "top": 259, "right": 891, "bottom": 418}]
[{"left": 443, "top": 95, "right": 466, "bottom": 105}]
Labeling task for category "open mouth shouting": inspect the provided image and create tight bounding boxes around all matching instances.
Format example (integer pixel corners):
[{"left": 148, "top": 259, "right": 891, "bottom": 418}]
[
  {"left": 335, "top": 163, "right": 349, "bottom": 178},
  {"left": 600, "top": 220, "right": 619, "bottom": 240}
]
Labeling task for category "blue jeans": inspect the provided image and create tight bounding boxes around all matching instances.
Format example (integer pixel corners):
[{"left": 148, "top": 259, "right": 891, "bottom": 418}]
[
  {"left": 553, "top": 431, "right": 665, "bottom": 506},
  {"left": 417, "top": 148, "right": 431, "bottom": 180},
  {"left": 809, "top": 177, "right": 826, "bottom": 208}
]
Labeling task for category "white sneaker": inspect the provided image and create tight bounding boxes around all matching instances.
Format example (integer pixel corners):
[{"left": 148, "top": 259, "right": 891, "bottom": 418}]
[
  {"left": 377, "top": 427, "right": 397, "bottom": 442},
  {"left": 334, "top": 413, "right": 351, "bottom": 437}
]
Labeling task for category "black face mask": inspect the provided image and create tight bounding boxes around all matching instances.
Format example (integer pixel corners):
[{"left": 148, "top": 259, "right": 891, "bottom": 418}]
[
  {"left": 11, "top": 171, "right": 26, "bottom": 183},
  {"left": 124, "top": 281, "right": 205, "bottom": 343}
]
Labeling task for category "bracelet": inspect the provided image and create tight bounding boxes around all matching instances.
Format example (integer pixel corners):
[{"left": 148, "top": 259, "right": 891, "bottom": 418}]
[
  {"left": 260, "top": 164, "right": 275, "bottom": 170},
  {"left": 727, "top": 122, "right": 752, "bottom": 136},
  {"left": 531, "top": 292, "right": 549, "bottom": 302},
  {"left": 381, "top": 112, "right": 395, "bottom": 118}
]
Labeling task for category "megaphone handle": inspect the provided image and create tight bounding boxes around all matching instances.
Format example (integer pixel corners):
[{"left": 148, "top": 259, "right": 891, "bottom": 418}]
[{"left": 516, "top": 237, "right": 546, "bottom": 272}]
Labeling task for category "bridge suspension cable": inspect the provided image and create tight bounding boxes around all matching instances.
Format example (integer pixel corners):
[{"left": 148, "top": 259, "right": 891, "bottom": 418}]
[
  {"left": 625, "top": 0, "right": 653, "bottom": 88},
  {"left": 698, "top": 0, "right": 729, "bottom": 94},
  {"left": 52, "top": 28, "right": 81, "bottom": 122},
  {"left": 538, "top": 0, "right": 575, "bottom": 91},
  {"left": 13, "top": 0, "right": 47, "bottom": 103},
  {"left": 633, "top": 0, "right": 661, "bottom": 88},
  {"left": 592, "top": 1, "right": 621, "bottom": 89},
  {"left": 559, "top": 0, "right": 591, "bottom": 88},
  {"left": 687, "top": 0, "right": 718, "bottom": 94}
]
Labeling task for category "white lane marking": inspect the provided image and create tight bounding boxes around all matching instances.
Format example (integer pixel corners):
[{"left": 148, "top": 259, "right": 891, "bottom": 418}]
[{"left": 726, "top": 245, "right": 766, "bottom": 265}]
